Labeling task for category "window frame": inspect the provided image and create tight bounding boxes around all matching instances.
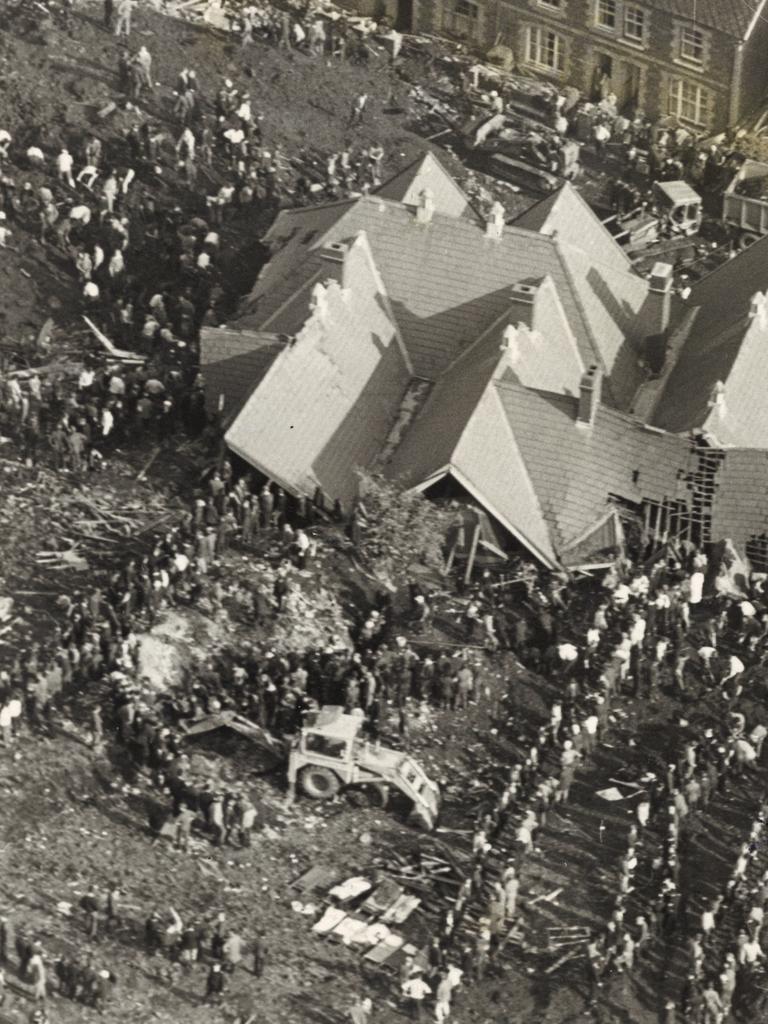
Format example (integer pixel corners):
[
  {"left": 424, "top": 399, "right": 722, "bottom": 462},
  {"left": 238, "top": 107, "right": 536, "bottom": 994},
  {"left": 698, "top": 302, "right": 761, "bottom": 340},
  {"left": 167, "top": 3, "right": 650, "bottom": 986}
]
[
  {"left": 525, "top": 24, "right": 566, "bottom": 73},
  {"left": 669, "top": 77, "right": 710, "bottom": 127},
  {"left": 679, "top": 24, "right": 705, "bottom": 64},
  {"left": 447, "top": 0, "right": 480, "bottom": 39},
  {"left": 623, "top": 3, "right": 646, "bottom": 44},
  {"left": 595, "top": 0, "right": 617, "bottom": 30}
]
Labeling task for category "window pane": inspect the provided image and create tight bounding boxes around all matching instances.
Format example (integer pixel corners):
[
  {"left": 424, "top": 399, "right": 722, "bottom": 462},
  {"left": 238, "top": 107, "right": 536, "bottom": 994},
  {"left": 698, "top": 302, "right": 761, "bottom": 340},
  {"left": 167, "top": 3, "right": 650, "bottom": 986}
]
[
  {"left": 597, "top": 0, "right": 616, "bottom": 28},
  {"left": 527, "top": 26, "right": 564, "bottom": 70},
  {"left": 681, "top": 27, "right": 704, "bottom": 61},
  {"left": 624, "top": 6, "right": 644, "bottom": 40}
]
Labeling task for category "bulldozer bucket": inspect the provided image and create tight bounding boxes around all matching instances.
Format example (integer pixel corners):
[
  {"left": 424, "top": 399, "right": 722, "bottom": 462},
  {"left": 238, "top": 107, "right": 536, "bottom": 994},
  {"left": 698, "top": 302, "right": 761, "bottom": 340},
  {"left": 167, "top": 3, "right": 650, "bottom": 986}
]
[{"left": 408, "top": 803, "right": 436, "bottom": 832}]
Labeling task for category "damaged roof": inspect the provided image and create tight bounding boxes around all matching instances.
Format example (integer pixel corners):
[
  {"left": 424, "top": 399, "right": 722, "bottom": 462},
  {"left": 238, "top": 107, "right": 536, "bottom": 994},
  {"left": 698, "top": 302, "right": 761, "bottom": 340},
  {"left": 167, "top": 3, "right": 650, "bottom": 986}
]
[{"left": 494, "top": 375, "right": 695, "bottom": 553}]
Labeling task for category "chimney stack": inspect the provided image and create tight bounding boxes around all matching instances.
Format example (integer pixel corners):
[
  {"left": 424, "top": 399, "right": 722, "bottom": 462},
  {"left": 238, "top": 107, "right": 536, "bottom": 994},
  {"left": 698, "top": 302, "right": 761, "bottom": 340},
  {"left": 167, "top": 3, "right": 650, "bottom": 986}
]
[
  {"left": 485, "top": 201, "right": 505, "bottom": 239},
  {"left": 647, "top": 261, "right": 674, "bottom": 336},
  {"left": 577, "top": 365, "right": 602, "bottom": 427},
  {"left": 416, "top": 188, "right": 435, "bottom": 224},
  {"left": 749, "top": 291, "right": 768, "bottom": 328}
]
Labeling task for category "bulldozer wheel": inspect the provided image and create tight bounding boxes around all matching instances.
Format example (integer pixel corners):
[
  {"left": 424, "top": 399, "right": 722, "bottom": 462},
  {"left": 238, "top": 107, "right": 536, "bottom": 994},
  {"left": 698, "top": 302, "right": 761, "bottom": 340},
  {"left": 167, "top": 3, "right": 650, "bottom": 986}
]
[
  {"left": 299, "top": 765, "right": 341, "bottom": 800},
  {"left": 344, "top": 783, "right": 388, "bottom": 809}
]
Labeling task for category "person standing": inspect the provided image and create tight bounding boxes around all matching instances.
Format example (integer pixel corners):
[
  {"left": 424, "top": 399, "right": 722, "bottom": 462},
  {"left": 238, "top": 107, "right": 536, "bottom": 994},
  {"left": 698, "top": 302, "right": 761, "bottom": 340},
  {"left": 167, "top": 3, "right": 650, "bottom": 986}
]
[
  {"left": 349, "top": 93, "right": 368, "bottom": 126},
  {"left": 115, "top": 0, "right": 134, "bottom": 36},
  {"left": 348, "top": 995, "right": 372, "bottom": 1024},
  {"left": 402, "top": 971, "right": 430, "bottom": 1020},
  {"left": 251, "top": 929, "right": 267, "bottom": 977},
  {"left": 104, "top": 0, "right": 114, "bottom": 30},
  {"left": 205, "top": 962, "right": 225, "bottom": 1004}
]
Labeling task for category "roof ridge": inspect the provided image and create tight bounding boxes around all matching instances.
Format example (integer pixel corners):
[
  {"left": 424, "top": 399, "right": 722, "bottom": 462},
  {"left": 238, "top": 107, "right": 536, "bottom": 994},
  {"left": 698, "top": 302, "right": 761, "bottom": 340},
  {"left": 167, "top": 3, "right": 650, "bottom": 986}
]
[{"left": 549, "top": 239, "right": 604, "bottom": 373}]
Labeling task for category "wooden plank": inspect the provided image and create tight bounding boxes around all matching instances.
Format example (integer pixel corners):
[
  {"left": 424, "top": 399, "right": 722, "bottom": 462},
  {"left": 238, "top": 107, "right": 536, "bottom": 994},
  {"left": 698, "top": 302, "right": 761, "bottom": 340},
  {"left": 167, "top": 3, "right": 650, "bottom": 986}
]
[{"left": 463, "top": 521, "right": 481, "bottom": 586}]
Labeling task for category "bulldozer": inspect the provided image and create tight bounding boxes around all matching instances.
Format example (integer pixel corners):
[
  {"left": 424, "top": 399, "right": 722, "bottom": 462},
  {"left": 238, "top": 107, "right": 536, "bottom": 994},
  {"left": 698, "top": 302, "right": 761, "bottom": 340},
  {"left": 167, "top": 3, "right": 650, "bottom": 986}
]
[
  {"left": 179, "top": 706, "right": 440, "bottom": 831},
  {"left": 287, "top": 706, "right": 440, "bottom": 831}
]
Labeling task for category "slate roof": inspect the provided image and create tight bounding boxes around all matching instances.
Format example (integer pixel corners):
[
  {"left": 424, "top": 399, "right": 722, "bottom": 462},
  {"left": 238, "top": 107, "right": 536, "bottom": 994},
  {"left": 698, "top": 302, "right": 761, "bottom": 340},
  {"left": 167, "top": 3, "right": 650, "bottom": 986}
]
[
  {"left": 711, "top": 448, "right": 768, "bottom": 549},
  {"left": 645, "top": 0, "right": 768, "bottom": 38},
  {"left": 199, "top": 328, "right": 284, "bottom": 423},
  {"left": 238, "top": 193, "right": 659, "bottom": 390},
  {"left": 650, "top": 234, "right": 768, "bottom": 444},
  {"left": 385, "top": 329, "right": 559, "bottom": 565},
  {"left": 514, "top": 184, "right": 652, "bottom": 406},
  {"left": 375, "top": 151, "right": 480, "bottom": 221},
  {"left": 513, "top": 183, "right": 632, "bottom": 270},
  {"left": 495, "top": 375, "right": 696, "bottom": 552},
  {"left": 385, "top": 323, "right": 508, "bottom": 488},
  {"left": 225, "top": 234, "right": 410, "bottom": 503}
]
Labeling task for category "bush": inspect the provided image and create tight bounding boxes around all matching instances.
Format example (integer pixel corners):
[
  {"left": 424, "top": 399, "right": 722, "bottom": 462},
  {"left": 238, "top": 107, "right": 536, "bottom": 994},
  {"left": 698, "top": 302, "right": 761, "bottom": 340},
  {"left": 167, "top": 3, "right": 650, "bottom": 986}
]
[{"left": 353, "top": 470, "right": 456, "bottom": 589}]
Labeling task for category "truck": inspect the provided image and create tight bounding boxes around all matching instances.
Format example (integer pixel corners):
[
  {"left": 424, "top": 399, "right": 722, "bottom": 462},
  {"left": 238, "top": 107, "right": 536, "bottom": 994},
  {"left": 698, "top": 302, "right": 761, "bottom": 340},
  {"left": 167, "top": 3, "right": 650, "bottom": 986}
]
[
  {"left": 723, "top": 158, "right": 768, "bottom": 248},
  {"left": 287, "top": 705, "right": 441, "bottom": 831}
]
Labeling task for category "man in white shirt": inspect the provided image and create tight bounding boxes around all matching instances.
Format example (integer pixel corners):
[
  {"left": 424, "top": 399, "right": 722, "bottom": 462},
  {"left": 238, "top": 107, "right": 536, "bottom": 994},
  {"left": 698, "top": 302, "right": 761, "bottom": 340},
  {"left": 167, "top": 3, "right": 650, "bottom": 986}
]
[
  {"left": 56, "top": 148, "right": 75, "bottom": 188},
  {"left": 739, "top": 936, "right": 763, "bottom": 965},
  {"left": 688, "top": 570, "right": 705, "bottom": 605},
  {"left": 402, "top": 972, "right": 430, "bottom": 1018},
  {"left": 582, "top": 711, "right": 599, "bottom": 756}
]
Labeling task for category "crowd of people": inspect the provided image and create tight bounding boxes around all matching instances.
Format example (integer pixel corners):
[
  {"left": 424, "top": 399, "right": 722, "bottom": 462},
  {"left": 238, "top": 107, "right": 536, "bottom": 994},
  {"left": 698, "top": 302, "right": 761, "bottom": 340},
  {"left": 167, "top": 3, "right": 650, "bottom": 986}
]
[
  {"left": 2, "top": 3, "right": 768, "bottom": 1024},
  {"left": 3, "top": 439, "right": 768, "bottom": 1020}
]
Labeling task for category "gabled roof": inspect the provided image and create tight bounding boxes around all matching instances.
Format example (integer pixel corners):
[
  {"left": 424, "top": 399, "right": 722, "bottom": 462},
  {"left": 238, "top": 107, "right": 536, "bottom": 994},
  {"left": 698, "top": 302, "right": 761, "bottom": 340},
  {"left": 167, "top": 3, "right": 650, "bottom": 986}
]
[
  {"left": 650, "top": 235, "right": 768, "bottom": 444},
  {"left": 238, "top": 191, "right": 656, "bottom": 384},
  {"left": 513, "top": 183, "right": 632, "bottom": 270},
  {"left": 225, "top": 234, "right": 410, "bottom": 503},
  {"left": 513, "top": 185, "right": 651, "bottom": 405},
  {"left": 645, "top": 0, "right": 768, "bottom": 39},
  {"left": 385, "top": 322, "right": 507, "bottom": 488},
  {"left": 385, "top": 328, "right": 558, "bottom": 565},
  {"left": 375, "top": 151, "right": 479, "bottom": 221},
  {"left": 495, "top": 375, "right": 695, "bottom": 552}
]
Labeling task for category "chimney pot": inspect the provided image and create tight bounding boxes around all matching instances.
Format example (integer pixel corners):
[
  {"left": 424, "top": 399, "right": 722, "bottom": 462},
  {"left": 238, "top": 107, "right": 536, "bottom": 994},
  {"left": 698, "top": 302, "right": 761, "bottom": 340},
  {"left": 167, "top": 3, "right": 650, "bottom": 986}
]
[
  {"left": 577, "top": 364, "right": 602, "bottom": 427},
  {"left": 649, "top": 261, "right": 674, "bottom": 294},
  {"left": 485, "top": 201, "right": 506, "bottom": 239},
  {"left": 749, "top": 291, "right": 767, "bottom": 326},
  {"left": 416, "top": 188, "right": 435, "bottom": 224}
]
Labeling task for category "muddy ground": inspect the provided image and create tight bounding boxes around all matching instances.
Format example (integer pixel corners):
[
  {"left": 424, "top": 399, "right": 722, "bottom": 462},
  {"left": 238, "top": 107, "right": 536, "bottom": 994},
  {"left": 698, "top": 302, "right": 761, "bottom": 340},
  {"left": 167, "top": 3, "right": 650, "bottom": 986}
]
[{"left": 0, "top": 5, "right": 759, "bottom": 1024}]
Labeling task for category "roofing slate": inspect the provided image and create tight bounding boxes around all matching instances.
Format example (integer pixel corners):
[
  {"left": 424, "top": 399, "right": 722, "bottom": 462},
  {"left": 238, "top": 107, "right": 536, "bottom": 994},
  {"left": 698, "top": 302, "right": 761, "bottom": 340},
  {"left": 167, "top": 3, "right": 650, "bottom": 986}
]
[
  {"left": 495, "top": 375, "right": 695, "bottom": 551},
  {"left": 712, "top": 449, "right": 768, "bottom": 548},
  {"left": 237, "top": 196, "right": 639, "bottom": 381},
  {"left": 375, "top": 151, "right": 479, "bottom": 221},
  {"left": 651, "top": 234, "right": 768, "bottom": 442},
  {"left": 199, "top": 328, "right": 284, "bottom": 422},
  {"left": 512, "top": 183, "right": 632, "bottom": 269},
  {"left": 385, "top": 321, "right": 503, "bottom": 487},
  {"left": 646, "top": 0, "right": 767, "bottom": 38},
  {"left": 225, "top": 235, "right": 410, "bottom": 502}
]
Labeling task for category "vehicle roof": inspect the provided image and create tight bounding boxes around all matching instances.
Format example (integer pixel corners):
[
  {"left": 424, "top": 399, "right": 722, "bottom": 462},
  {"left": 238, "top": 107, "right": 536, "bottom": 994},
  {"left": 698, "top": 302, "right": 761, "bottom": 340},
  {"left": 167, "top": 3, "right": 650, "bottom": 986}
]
[
  {"left": 305, "top": 705, "right": 362, "bottom": 741},
  {"left": 654, "top": 180, "right": 701, "bottom": 206}
]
